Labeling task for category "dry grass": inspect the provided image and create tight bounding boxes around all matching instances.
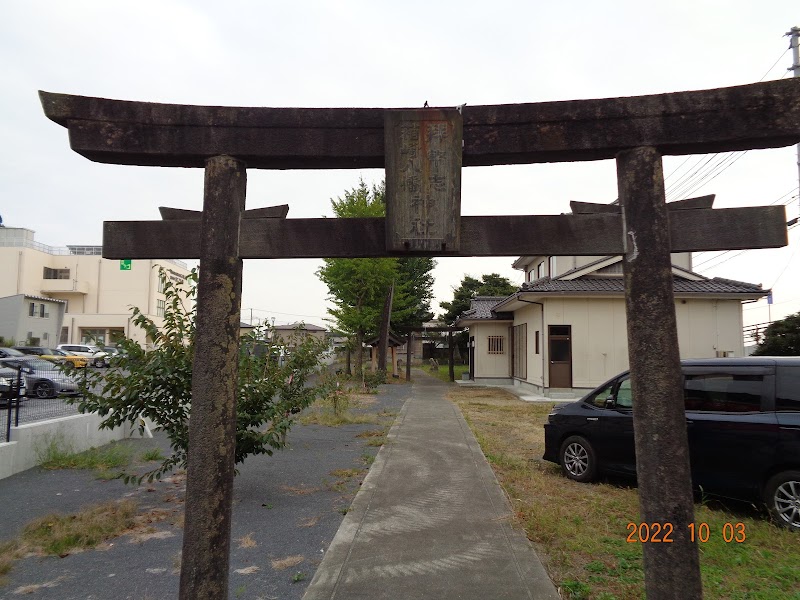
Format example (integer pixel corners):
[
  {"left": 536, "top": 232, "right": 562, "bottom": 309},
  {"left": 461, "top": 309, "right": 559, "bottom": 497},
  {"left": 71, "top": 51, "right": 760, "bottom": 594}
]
[
  {"left": 280, "top": 484, "right": 320, "bottom": 496},
  {"left": 449, "top": 387, "right": 800, "bottom": 600},
  {"left": 271, "top": 555, "right": 305, "bottom": 571},
  {"left": 299, "top": 409, "right": 377, "bottom": 426},
  {"left": 236, "top": 533, "right": 257, "bottom": 549},
  {"left": 348, "top": 393, "right": 378, "bottom": 407},
  {"left": 298, "top": 516, "right": 320, "bottom": 528},
  {"left": 330, "top": 468, "right": 365, "bottom": 479},
  {"left": 0, "top": 499, "right": 139, "bottom": 586},
  {"left": 355, "top": 429, "right": 385, "bottom": 438}
]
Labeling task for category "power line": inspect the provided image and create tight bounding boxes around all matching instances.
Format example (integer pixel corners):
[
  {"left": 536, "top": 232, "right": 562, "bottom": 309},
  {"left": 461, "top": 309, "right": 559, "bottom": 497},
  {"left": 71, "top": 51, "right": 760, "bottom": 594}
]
[
  {"left": 693, "top": 190, "right": 799, "bottom": 261},
  {"left": 770, "top": 244, "right": 799, "bottom": 288},
  {"left": 758, "top": 47, "right": 791, "bottom": 81},
  {"left": 671, "top": 152, "right": 748, "bottom": 200},
  {"left": 694, "top": 212, "right": 800, "bottom": 273},
  {"left": 664, "top": 44, "right": 795, "bottom": 200},
  {"left": 744, "top": 296, "right": 800, "bottom": 309}
]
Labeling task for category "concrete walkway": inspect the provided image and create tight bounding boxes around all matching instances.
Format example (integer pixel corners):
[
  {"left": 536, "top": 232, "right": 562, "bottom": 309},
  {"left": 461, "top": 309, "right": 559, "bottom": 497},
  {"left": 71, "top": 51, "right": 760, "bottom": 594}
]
[{"left": 303, "top": 373, "right": 559, "bottom": 600}]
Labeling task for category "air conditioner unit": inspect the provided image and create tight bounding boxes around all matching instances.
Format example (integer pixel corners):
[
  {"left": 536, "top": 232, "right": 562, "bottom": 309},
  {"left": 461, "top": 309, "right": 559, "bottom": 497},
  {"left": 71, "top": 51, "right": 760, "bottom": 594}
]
[{"left": 715, "top": 350, "right": 734, "bottom": 358}]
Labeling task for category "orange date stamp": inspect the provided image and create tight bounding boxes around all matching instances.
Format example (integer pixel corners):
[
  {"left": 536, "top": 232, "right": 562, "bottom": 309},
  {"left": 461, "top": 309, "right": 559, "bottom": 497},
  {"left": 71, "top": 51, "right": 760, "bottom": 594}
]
[{"left": 626, "top": 522, "right": 746, "bottom": 543}]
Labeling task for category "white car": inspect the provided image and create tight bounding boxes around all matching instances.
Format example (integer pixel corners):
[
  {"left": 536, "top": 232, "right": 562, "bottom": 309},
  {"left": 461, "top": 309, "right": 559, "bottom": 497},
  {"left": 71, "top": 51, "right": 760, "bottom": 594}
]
[{"left": 56, "top": 344, "right": 109, "bottom": 367}]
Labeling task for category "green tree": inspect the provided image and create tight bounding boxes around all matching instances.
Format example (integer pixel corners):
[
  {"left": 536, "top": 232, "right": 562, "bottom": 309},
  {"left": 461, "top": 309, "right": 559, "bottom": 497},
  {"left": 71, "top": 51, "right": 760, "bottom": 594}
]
[
  {"left": 393, "top": 256, "right": 436, "bottom": 329},
  {"left": 439, "top": 273, "right": 518, "bottom": 325},
  {"left": 752, "top": 312, "right": 800, "bottom": 356},
  {"left": 69, "top": 268, "right": 329, "bottom": 482},
  {"left": 316, "top": 180, "right": 436, "bottom": 373}
]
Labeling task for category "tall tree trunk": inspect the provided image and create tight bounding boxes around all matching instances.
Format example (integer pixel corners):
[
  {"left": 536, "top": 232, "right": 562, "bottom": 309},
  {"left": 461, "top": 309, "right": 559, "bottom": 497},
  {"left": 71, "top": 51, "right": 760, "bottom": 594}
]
[{"left": 355, "top": 330, "right": 364, "bottom": 377}]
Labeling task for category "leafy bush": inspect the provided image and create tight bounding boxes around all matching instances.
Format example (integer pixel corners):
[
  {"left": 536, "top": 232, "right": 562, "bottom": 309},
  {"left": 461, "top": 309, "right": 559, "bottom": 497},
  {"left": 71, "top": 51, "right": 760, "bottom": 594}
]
[
  {"left": 69, "top": 268, "right": 328, "bottom": 482},
  {"left": 363, "top": 369, "right": 386, "bottom": 390}
]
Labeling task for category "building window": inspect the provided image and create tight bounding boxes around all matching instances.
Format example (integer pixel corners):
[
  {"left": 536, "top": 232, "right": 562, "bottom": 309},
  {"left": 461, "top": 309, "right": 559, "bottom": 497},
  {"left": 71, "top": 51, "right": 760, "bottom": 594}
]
[
  {"left": 43, "top": 267, "right": 70, "bottom": 279},
  {"left": 60, "top": 327, "right": 69, "bottom": 344},
  {"left": 81, "top": 328, "right": 106, "bottom": 345},
  {"left": 537, "top": 262, "right": 544, "bottom": 280},
  {"left": 157, "top": 277, "right": 165, "bottom": 293},
  {"left": 487, "top": 336, "right": 504, "bottom": 354},
  {"left": 513, "top": 324, "right": 527, "bottom": 379},
  {"left": 39, "top": 304, "right": 48, "bottom": 318},
  {"left": 29, "top": 302, "right": 36, "bottom": 317},
  {"left": 535, "top": 330, "right": 540, "bottom": 354},
  {"left": 156, "top": 299, "right": 166, "bottom": 317},
  {"left": 549, "top": 256, "right": 557, "bottom": 277}
]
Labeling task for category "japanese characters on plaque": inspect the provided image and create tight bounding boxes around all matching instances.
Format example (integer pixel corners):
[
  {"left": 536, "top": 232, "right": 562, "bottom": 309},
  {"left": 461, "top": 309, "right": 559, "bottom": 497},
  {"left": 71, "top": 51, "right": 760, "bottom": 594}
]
[{"left": 384, "top": 108, "right": 463, "bottom": 252}]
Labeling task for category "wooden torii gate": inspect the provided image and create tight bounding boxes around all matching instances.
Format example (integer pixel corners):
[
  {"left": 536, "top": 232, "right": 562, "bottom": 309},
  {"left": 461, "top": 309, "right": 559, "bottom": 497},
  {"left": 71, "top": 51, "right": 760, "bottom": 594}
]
[
  {"left": 40, "top": 79, "right": 798, "bottom": 600},
  {"left": 398, "top": 326, "right": 463, "bottom": 382}
]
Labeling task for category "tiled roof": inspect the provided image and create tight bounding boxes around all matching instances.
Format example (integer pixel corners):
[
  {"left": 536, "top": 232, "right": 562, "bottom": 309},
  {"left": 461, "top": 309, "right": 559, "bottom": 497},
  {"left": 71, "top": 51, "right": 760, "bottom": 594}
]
[
  {"left": 521, "top": 276, "right": 765, "bottom": 295},
  {"left": 457, "top": 296, "right": 514, "bottom": 322},
  {"left": 273, "top": 322, "right": 327, "bottom": 331}
]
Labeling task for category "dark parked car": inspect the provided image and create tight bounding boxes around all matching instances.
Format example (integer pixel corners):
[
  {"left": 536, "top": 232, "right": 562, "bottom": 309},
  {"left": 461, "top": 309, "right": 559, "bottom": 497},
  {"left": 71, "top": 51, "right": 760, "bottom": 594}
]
[
  {"left": 0, "top": 347, "right": 26, "bottom": 359},
  {"left": 0, "top": 364, "right": 27, "bottom": 407},
  {"left": 543, "top": 357, "right": 800, "bottom": 531},
  {"left": 0, "top": 357, "right": 80, "bottom": 399}
]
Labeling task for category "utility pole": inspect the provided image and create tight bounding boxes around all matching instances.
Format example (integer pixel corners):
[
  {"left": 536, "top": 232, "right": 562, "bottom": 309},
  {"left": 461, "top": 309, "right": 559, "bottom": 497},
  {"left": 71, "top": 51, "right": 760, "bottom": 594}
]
[{"left": 789, "top": 26, "right": 800, "bottom": 217}]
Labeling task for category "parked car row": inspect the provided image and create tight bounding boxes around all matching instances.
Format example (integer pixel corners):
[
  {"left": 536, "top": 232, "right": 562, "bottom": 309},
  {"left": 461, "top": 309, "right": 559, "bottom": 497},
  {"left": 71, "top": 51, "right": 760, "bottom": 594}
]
[
  {"left": 11, "top": 346, "right": 90, "bottom": 368},
  {"left": 0, "top": 344, "right": 113, "bottom": 368},
  {"left": 0, "top": 357, "right": 81, "bottom": 399},
  {"left": 543, "top": 357, "right": 800, "bottom": 531}
]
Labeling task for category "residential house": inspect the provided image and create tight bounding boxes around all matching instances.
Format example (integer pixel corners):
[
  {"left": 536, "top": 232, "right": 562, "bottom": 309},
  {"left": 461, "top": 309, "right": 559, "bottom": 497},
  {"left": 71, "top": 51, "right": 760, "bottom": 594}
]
[
  {"left": 0, "top": 294, "right": 67, "bottom": 346},
  {"left": 272, "top": 322, "right": 328, "bottom": 345},
  {"left": 457, "top": 250, "right": 767, "bottom": 397}
]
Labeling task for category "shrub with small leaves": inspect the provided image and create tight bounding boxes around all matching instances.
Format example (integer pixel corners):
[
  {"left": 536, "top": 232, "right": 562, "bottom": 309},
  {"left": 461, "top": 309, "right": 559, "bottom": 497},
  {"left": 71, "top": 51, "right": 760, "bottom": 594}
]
[{"left": 68, "top": 267, "right": 328, "bottom": 483}]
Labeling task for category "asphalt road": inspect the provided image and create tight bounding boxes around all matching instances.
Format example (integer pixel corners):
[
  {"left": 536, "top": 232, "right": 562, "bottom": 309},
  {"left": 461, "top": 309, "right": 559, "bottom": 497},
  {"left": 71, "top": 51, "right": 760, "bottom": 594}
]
[{"left": 0, "top": 380, "right": 411, "bottom": 599}]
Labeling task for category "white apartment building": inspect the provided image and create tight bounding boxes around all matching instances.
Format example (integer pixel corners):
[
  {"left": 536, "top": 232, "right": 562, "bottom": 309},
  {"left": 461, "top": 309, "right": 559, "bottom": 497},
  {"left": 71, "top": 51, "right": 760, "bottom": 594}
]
[{"left": 0, "top": 227, "right": 190, "bottom": 347}]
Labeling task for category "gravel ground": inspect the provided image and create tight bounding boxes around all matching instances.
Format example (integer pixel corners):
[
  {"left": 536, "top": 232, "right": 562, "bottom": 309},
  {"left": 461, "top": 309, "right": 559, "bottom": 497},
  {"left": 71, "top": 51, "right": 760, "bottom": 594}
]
[{"left": 0, "top": 380, "right": 411, "bottom": 599}]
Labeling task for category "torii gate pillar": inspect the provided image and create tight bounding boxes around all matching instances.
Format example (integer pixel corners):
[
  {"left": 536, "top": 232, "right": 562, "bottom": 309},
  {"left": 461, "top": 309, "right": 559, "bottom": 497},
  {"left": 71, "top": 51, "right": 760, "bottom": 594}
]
[
  {"left": 180, "top": 155, "right": 246, "bottom": 599},
  {"left": 618, "top": 147, "right": 702, "bottom": 598}
]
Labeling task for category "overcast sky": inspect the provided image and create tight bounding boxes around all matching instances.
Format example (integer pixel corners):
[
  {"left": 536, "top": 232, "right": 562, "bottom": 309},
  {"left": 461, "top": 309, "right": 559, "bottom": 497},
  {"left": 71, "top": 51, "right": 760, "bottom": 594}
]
[{"left": 2, "top": 1, "right": 798, "bottom": 330}]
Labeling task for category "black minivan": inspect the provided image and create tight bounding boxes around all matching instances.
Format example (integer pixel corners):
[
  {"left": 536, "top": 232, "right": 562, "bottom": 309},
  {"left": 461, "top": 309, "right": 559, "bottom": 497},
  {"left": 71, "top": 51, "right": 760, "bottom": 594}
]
[{"left": 543, "top": 357, "right": 800, "bottom": 530}]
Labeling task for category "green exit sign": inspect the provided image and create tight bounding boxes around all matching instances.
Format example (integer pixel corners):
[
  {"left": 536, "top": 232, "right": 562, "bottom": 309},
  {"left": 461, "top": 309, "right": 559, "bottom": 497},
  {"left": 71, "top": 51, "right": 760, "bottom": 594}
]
[{"left": 120, "top": 259, "right": 132, "bottom": 270}]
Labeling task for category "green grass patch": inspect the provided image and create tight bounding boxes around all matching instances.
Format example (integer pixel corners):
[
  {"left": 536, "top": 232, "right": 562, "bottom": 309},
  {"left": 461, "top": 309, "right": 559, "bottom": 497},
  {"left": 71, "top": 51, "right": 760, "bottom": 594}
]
[
  {"left": 428, "top": 363, "right": 469, "bottom": 383},
  {"left": 140, "top": 448, "right": 164, "bottom": 462},
  {"left": 37, "top": 437, "right": 133, "bottom": 475},
  {"left": 449, "top": 386, "right": 800, "bottom": 600}
]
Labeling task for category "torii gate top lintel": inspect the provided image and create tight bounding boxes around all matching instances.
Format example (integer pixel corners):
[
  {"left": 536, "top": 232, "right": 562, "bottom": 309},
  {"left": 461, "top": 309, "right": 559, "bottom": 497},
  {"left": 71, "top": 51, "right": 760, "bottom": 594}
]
[{"left": 39, "top": 78, "right": 800, "bottom": 169}]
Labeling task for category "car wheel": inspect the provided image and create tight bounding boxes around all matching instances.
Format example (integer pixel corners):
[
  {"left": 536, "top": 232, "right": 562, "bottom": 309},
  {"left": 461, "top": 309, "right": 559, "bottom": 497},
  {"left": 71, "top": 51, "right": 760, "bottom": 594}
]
[
  {"left": 559, "top": 435, "right": 598, "bottom": 483},
  {"left": 34, "top": 381, "right": 56, "bottom": 399},
  {"left": 93, "top": 357, "right": 105, "bottom": 368},
  {"left": 765, "top": 471, "right": 800, "bottom": 531}
]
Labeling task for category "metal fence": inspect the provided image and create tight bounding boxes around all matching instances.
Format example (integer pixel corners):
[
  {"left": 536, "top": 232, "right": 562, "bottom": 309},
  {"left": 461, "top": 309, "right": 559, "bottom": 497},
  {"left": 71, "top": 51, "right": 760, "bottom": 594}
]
[{"left": 1, "top": 361, "right": 97, "bottom": 443}]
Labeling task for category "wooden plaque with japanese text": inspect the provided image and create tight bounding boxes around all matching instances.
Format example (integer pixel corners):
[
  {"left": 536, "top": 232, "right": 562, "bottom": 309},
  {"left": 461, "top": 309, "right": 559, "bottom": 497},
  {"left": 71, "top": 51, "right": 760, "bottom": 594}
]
[{"left": 385, "top": 108, "right": 463, "bottom": 252}]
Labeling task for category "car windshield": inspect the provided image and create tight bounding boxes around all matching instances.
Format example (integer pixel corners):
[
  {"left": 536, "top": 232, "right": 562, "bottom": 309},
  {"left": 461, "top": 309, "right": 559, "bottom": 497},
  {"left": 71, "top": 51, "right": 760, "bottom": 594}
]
[{"left": 1, "top": 348, "right": 25, "bottom": 356}]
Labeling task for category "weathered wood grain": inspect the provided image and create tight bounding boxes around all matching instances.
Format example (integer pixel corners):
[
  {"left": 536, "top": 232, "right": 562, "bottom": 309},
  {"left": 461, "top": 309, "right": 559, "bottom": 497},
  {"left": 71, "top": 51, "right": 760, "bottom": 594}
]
[
  {"left": 41, "top": 79, "right": 800, "bottom": 168},
  {"left": 102, "top": 206, "right": 786, "bottom": 259}
]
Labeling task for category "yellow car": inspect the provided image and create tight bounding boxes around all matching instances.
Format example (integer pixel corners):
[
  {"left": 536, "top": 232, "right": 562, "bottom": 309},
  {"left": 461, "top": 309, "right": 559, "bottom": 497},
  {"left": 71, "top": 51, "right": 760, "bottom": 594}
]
[{"left": 12, "top": 346, "right": 90, "bottom": 368}]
